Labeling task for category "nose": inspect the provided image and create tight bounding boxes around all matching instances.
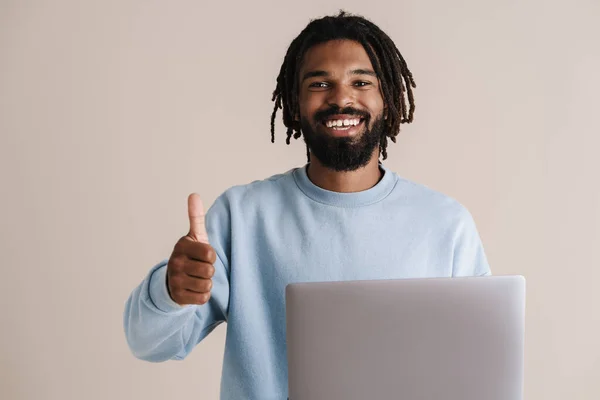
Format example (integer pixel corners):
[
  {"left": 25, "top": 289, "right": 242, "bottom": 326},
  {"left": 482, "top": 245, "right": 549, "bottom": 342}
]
[{"left": 326, "top": 84, "right": 354, "bottom": 108}]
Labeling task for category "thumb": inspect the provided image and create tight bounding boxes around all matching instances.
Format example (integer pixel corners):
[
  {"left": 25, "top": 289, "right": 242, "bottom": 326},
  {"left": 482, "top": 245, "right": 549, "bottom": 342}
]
[{"left": 187, "top": 193, "right": 209, "bottom": 243}]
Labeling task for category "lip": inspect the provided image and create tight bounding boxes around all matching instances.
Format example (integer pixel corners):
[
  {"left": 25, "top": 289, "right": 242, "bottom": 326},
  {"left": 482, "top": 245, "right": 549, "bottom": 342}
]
[
  {"left": 322, "top": 114, "right": 364, "bottom": 121},
  {"left": 320, "top": 117, "right": 365, "bottom": 137}
]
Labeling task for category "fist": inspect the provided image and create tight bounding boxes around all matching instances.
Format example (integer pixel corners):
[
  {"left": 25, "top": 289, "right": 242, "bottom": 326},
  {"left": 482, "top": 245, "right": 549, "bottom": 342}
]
[{"left": 167, "top": 193, "right": 217, "bottom": 306}]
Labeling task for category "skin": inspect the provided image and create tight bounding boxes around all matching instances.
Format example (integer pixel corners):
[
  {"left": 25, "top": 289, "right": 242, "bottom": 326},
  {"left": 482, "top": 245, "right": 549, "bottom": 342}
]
[
  {"left": 167, "top": 193, "right": 215, "bottom": 306},
  {"left": 298, "top": 39, "right": 386, "bottom": 193}
]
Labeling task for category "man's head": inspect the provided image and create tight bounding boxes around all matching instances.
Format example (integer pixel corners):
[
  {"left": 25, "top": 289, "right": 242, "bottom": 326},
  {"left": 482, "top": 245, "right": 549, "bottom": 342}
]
[{"left": 270, "top": 10, "right": 416, "bottom": 170}]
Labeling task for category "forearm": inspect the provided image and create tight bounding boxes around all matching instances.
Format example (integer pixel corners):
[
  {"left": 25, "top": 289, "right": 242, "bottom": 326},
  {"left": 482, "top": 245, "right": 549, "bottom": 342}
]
[{"left": 123, "top": 260, "right": 225, "bottom": 362}]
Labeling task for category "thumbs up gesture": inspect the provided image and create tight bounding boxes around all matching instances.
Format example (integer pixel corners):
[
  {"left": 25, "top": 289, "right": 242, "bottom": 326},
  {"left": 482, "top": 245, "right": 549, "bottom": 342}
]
[{"left": 166, "top": 193, "right": 217, "bottom": 306}]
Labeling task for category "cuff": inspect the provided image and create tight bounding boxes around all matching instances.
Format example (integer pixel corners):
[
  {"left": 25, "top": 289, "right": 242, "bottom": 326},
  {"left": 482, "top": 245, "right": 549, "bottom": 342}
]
[{"left": 148, "top": 264, "right": 195, "bottom": 313}]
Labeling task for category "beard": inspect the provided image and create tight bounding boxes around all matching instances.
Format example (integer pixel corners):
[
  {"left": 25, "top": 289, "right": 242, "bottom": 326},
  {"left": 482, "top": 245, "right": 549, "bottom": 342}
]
[{"left": 301, "top": 109, "right": 385, "bottom": 172}]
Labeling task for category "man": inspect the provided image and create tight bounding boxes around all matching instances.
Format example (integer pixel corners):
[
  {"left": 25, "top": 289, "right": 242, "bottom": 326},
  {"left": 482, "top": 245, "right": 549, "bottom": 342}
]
[{"left": 124, "top": 10, "right": 491, "bottom": 399}]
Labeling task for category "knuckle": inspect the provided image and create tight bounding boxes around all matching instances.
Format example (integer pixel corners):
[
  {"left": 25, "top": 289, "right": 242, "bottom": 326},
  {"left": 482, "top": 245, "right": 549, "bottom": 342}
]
[
  {"left": 198, "top": 266, "right": 209, "bottom": 279},
  {"left": 199, "top": 292, "right": 211, "bottom": 304},
  {"left": 207, "top": 264, "right": 216, "bottom": 277},
  {"left": 203, "top": 245, "right": 215, "bottom": 262}
]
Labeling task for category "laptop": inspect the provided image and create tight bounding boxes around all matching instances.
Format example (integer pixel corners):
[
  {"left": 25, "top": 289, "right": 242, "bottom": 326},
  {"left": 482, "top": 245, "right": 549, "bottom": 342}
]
[{"left": 285, "top": 275, "right": 526, "bottom": 400}]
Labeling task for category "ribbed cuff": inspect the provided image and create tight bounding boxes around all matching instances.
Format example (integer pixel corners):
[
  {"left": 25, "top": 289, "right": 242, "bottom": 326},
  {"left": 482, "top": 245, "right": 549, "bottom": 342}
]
[{"left": 148, "top": 264, "right": 195, "bottom": 313}]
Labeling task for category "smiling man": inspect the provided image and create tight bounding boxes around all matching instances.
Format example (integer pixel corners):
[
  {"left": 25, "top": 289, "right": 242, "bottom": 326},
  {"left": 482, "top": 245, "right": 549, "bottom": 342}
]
[{"left": 124, "top": 11, "right": 491, "bottom": 400}]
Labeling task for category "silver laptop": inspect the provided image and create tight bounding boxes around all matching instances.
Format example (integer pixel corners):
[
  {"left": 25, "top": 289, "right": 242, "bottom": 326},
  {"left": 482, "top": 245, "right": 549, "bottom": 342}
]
[{"left": 285, "top": 275, "right": 526, "bottom": 400}]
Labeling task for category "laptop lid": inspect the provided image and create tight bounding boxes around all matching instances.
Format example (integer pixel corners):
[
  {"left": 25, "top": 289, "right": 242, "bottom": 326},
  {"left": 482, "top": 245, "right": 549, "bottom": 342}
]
[{"left": 285, "top": 275, "right": 526, "bottom": 400}]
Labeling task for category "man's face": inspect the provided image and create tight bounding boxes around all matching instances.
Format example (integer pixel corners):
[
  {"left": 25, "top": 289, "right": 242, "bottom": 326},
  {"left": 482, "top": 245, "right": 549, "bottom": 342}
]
[{"left": 298, "top": 39, "right": 386, "bottom": 171}]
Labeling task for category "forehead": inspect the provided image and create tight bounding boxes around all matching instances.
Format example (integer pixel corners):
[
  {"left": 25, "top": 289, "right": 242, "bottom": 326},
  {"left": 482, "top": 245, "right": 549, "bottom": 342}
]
[{"left": 299, "top": 39, "right": 375, "bottom": 75}]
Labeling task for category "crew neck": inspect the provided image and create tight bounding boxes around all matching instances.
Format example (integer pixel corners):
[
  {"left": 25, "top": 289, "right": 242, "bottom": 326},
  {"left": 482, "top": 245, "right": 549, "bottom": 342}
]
[{"left": 292, "top": 163, "right": 397, "bottom": 207}]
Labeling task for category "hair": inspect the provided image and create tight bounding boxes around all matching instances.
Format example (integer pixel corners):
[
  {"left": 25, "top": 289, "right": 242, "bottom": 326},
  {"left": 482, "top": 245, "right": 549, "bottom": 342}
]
[{"left": 270, "top": 10, "right": 416, "bottom": 161}]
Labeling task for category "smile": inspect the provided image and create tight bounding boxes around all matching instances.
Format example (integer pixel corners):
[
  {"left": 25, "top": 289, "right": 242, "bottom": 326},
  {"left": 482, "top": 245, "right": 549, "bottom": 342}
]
[
  {"left": 324, "top": 118, "right": 362, "bottom": 128},
  {"left": 320, "top": 116, "right": 365, "bottom": 136}
]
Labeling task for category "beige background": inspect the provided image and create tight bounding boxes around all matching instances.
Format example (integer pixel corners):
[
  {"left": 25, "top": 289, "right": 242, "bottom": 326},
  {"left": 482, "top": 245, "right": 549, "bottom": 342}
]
[{"left": 1, "top": 0, "right": 599, "bottom": 399}]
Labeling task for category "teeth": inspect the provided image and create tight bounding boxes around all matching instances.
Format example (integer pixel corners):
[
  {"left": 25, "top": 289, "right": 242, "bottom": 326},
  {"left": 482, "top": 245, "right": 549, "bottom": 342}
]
[{"left": 325, "top": 119, "right": 361, "bottom": 128}]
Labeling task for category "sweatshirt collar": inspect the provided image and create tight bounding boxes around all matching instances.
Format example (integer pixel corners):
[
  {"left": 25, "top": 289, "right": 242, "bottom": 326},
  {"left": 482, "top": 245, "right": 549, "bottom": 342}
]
[{"left": 292, "top": 162, "right": 397, "bottom": 207}]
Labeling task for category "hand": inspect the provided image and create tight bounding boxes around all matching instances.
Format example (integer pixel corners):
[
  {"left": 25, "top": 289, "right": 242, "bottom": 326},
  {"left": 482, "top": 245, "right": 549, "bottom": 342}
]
[{"left": 166, "top": 193, "right": 217, "bottom": 306}]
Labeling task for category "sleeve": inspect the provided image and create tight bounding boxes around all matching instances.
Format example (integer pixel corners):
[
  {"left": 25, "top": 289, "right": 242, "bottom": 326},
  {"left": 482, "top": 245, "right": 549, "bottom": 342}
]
[
  {"left": 451, "top": 207, "right": 492, "bottom": 277},
  {"left": 123, "top": 193, "right": 231, "bottom": 362}
]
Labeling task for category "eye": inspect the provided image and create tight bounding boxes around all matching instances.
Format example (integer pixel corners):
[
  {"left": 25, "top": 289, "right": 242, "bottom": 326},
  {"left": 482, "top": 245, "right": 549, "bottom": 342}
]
[
  {"left": 354, "top": 81, "right": 371, "bottom": 87},
  {"left": 308, "top": 82, "right": 329, "bottom": 88}
]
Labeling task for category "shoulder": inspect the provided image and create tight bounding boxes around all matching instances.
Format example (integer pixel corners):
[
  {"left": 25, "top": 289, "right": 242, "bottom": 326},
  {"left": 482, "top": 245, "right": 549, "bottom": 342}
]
[
  {"left": 387, "top": 170, "right": 475, "bottom": 227},
  {"left": 202, "top": 168, "right": 296, "bottom": 253},
  {"left": 206, "top": 167, "right": 297, "bottom": 215},
  {"left": 221, "top": 168, "right": 293, "bottom": 201}
]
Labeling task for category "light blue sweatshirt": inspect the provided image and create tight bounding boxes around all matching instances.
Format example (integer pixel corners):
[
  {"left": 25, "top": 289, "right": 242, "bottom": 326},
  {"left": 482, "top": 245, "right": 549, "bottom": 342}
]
[{"left": 123, "top": 163, "right": 491, "bottom": 399}]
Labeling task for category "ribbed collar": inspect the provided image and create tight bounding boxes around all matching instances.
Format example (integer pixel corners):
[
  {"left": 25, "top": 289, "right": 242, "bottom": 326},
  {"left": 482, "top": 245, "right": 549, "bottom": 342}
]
[{"left": 292, "top": 163, "right": 397, "bottom": 207}]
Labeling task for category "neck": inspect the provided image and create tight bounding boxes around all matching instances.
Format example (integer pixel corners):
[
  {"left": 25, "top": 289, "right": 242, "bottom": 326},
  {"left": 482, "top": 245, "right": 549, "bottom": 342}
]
[{"left": 306, "top": 152, "right": 383, "bottom": 193}]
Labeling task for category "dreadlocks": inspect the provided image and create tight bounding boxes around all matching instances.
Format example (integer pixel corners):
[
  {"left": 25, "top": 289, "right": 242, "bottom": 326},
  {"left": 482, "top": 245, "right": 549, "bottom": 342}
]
[{"left": 270, "top": 10, "right": 416, "bottom": 161}]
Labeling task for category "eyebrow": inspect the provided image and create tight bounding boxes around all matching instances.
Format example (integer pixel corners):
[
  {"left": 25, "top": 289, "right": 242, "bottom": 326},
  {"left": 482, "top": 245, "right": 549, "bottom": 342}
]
[{"left": 301, "top": 68, "right": 377, "bottom": 81}]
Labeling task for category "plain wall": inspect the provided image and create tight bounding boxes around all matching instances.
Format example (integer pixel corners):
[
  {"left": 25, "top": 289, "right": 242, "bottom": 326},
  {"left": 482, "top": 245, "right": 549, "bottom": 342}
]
[{"left": 1, "top": 0, "right": 599, "bottom": 399}]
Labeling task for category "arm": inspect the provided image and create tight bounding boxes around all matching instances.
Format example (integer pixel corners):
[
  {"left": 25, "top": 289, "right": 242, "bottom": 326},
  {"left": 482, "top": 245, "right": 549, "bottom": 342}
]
[
  {"left": 123, "top": 256, "right": 229, "bottom": 362},
  {"left": 123, "top": 193, "right": 231, "bottom": 362}
]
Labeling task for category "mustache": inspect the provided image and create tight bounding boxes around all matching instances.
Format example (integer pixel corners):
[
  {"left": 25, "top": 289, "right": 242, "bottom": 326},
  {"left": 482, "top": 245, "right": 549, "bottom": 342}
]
[{"left": 313, "top": 106, "right": 370, "bottom": 122}]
